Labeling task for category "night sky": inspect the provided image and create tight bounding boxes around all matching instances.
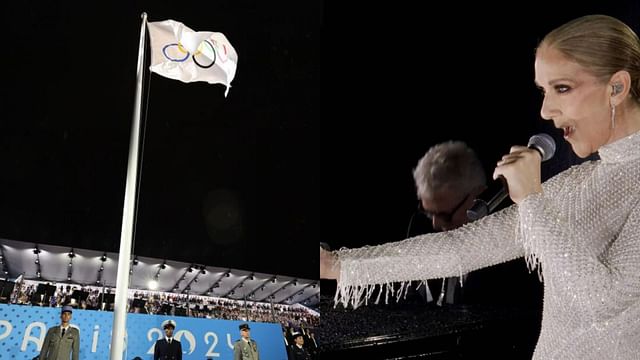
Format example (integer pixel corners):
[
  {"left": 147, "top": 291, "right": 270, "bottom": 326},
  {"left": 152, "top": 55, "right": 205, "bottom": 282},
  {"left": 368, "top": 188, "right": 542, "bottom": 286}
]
[{"left": 0, "top": 1, "right": 321, "bottom": 280}]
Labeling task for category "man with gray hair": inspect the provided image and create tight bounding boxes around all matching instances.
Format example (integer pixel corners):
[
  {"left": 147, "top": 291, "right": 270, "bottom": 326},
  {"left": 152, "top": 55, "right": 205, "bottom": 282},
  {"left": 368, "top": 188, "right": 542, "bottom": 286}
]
[
  {"left": 412, "top": 141, "right": 487, "bottom": 305},
  {"left": 412, "top": 140, "right": 487, "bottom": 232}
]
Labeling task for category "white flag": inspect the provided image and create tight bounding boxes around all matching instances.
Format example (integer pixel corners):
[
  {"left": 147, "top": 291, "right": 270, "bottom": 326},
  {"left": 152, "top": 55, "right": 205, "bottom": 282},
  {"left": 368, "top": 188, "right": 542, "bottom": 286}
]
[{"left": 147, "top": 19, "right": 238, "bottom": 96}]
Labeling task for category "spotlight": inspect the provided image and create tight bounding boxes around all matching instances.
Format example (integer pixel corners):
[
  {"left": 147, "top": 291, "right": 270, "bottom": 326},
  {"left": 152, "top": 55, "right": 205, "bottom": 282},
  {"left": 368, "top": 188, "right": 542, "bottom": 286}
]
[
  {"left": 148, "top": 280, "right": 158, "bottom": 290},
  {"left": 132, "top": 257, "right": 139, "bottom": 265},
  {"left": 100, "top": 254, "right": 107, "bottom": 262}
]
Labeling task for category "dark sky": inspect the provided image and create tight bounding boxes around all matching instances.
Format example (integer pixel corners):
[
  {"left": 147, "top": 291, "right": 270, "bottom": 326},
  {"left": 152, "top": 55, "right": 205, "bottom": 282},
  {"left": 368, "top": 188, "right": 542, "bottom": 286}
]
[{"left": 0, "top": 1, "right": 320, "bottom": 280}]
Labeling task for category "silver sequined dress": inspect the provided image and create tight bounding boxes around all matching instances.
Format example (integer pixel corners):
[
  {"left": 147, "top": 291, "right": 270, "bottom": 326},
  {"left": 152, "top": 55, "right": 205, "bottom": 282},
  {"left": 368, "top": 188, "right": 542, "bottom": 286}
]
[{"left": 333, "top": 131, "right": 640, "bottom": 359}]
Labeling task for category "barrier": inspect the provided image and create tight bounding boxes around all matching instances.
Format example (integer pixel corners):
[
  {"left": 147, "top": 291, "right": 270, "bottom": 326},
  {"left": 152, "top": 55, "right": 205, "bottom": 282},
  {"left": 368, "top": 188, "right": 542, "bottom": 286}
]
[{"left": 0, "top": 303, "right": 287, "bottom": 359}]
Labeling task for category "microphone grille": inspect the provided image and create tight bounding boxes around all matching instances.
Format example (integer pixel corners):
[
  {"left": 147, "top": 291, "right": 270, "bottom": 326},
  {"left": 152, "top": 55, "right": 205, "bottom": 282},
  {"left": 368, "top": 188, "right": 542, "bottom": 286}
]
[{"left": 528, "top": 133, "right": 556, "bottom": 162}]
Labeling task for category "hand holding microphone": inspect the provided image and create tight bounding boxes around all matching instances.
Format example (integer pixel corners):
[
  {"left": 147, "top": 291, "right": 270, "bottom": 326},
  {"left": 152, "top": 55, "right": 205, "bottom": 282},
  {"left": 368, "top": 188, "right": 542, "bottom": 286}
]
[
  {"left": 493, "top": 145, "right": 544, "bottom": 203},
  {"left": 467, "top": 134, "right": 555, "bottom": 220}
]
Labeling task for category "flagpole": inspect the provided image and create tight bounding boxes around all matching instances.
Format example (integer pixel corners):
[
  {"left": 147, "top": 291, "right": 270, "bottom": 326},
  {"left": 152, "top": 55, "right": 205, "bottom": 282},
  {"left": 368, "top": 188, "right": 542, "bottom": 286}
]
[{"left": 110, "top": 12, "right": 147, "bottom": 360}]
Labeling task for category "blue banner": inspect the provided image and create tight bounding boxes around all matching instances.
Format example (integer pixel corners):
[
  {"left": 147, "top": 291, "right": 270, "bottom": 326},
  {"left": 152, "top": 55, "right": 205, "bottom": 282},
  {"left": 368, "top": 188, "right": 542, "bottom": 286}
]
[{"left": 0, "top": 304, "right": 288, "bottom": 359}]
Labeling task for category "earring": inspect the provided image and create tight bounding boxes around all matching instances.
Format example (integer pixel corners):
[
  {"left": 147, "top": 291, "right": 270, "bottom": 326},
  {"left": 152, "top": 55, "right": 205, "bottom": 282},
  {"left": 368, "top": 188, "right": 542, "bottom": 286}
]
[{"left": 611, "top": 103, "right": 616, "bottom": 129}]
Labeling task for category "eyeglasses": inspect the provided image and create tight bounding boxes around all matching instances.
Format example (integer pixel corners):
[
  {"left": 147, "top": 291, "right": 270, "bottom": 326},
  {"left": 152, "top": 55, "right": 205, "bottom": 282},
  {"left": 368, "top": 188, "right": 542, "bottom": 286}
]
[{"left": 418, "top": 193, "right": 471, "bottom": 223}]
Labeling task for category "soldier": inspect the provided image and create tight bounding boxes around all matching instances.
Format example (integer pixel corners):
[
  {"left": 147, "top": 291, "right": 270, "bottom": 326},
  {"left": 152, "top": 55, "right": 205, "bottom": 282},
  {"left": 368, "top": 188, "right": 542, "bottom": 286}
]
[
  {"left": 153, "top": 319, "right": 182, "bottom": 360},
  {"left": 39, "top": 305, "right": 80, "bottom": 360},
  {"left": 233, "top": 323, "right": 259, "bottom": 360},
  {"left": 288, "top": 332, "right": 312, "bottom": 360}
]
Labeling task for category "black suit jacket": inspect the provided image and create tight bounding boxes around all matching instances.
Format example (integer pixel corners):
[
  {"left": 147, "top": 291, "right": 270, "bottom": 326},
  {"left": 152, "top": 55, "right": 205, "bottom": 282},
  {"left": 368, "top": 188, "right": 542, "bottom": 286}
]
[
  {"left": 288, "top": 345, "right": 312, "bottom": 360},
  {"left": 154, "top": 338, "right": 182, "bottom": 360}
]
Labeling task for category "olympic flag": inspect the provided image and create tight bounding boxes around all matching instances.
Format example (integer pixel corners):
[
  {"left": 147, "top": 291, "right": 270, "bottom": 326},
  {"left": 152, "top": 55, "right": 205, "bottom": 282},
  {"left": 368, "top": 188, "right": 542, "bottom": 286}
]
[{"left": 147, "top": 19, "right": 238, "bottom": 96}]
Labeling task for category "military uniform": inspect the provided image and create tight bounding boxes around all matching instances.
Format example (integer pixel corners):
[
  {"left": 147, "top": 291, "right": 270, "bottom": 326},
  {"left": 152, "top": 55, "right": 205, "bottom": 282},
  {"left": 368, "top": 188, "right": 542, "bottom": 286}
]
[
  {"left": 233, "top": 324, "right": 259, "bottom": 360},
  {"left": 39, "top": 306, "right": 79, "bottom": 360},
  {"left": 288, "top": 344, "right": 312, "bottom": 360},
  {"left": 154, "top": 319, "right": 182, "bottom": 360},
  {"left": 288, "top": 332, "right": 312, "bottom": 360}
]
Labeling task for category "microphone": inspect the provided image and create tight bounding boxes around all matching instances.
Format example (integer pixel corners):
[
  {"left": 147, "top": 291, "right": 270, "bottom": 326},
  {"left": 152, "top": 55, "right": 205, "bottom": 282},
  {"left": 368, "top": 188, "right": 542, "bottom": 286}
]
[{"left": 466, "top": 133, "right": 556, "bottom": 221}]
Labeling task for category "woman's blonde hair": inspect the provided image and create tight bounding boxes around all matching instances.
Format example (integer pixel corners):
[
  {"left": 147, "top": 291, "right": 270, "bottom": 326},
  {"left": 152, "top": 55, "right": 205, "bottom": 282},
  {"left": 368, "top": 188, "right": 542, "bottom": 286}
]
[{"left": 539, "top": 15, "right": 640, "bottom": 102}]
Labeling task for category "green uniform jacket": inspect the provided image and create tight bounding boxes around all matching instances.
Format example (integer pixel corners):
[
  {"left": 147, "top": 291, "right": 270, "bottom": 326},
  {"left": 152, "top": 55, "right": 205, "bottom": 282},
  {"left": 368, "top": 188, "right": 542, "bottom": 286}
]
[
  {"left": 233, "top": 338, "right": 259, "bottom": 360},
  {"left": 39, "top": 326, "right": 80, "bottom": 360}
]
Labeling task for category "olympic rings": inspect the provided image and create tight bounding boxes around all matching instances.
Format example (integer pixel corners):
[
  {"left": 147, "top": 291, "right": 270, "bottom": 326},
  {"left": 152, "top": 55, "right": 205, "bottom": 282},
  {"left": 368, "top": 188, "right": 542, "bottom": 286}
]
[{"left": 161, "top": 41, "right": 218, "bottom": 68}]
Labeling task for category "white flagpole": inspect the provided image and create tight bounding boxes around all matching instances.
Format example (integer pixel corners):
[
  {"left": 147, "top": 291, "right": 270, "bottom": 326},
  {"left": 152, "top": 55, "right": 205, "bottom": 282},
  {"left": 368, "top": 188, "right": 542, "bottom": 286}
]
[{"left": 110, "top": 12, "right": 148, "bottom": 360}]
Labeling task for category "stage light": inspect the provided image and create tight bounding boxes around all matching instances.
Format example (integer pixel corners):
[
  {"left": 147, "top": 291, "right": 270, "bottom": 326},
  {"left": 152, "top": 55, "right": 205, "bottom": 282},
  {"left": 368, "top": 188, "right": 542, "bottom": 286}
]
[{"left": 148, "top": 279, "right": 159, "bottom": 290}]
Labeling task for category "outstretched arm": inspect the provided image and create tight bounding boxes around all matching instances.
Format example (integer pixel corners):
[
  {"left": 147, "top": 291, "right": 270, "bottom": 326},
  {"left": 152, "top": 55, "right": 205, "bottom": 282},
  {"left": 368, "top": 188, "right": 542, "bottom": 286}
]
[{"left": 333, "top": 205, "right": 523, "bottom": 308}]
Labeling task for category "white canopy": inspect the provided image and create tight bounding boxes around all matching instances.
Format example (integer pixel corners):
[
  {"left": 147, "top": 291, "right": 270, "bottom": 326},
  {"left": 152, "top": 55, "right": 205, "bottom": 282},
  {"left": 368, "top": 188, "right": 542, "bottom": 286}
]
[{"left": 0, "top": 238, "right": 319, "bottom": 306}]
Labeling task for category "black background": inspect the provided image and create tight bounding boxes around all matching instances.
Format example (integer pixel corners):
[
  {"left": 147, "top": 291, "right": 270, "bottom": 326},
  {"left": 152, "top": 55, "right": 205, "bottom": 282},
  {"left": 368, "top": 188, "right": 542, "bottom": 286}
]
[{"left": 321, "top": 2, "right": 640, "bottom": 251}]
